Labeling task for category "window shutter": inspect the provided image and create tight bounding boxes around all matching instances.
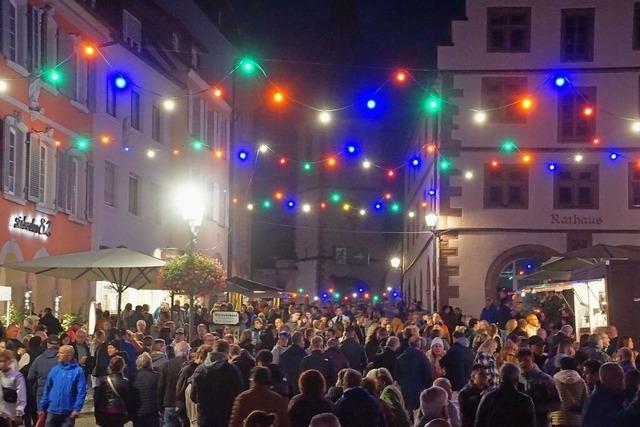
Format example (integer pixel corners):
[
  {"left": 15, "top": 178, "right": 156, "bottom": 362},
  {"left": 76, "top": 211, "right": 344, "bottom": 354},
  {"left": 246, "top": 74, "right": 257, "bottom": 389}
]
[
  {"left": 15, "top": 128, "right": 26, "bottom": 198},
  {"left": 55, "top": 148, "right": 67, "bottom": 211},
  {"left": 123, "top": 10, "right": 141, "bottom": 51},
  {"left": 26, "top": 5, "right": 32, "bottom": 71},
  {"left": 76, "top": 159, "right": 86, "bottom": 219},
  {"left": 1, "top": 118, "right": 8, "bottom": 192},
  {"left": 57, "top": 30, "right": 76, "bottom": 99},
  {"left": 27, "top": 133, "right": 40, "bottom": 201},
  {"left": 86, "top": 161, "right": 94, "bottom": 220}
]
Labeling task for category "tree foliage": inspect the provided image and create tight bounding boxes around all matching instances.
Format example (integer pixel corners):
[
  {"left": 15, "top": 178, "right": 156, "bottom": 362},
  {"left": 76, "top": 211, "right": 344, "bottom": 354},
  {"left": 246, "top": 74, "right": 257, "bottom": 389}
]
[{"left": 161, "top": 252, "right": 226, "bottom": 298}]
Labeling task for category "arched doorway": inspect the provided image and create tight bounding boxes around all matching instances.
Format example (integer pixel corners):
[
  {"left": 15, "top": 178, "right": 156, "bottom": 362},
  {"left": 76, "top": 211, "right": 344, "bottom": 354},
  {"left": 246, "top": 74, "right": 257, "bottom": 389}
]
[{"left": 484, "top": 245, "right": 559, "bottom": 299}]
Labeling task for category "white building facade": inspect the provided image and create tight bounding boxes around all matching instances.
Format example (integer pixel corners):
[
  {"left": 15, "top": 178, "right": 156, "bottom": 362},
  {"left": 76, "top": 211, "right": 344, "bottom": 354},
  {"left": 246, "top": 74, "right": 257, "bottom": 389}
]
[{"left": 404, "top": 0, "right": 640, "bottom": 316}]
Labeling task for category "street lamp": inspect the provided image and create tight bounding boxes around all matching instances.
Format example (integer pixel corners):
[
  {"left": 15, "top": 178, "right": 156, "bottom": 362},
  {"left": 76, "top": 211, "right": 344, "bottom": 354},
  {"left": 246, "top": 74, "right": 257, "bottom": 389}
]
[
  {"left": 390, "top": 257, "right": 401, "bottom": 269},
  {"left": 425, "top": 212, "right": 438, "bottom": 228},
  {"left": 177, "top": 185, "right": 205, "bottom": 252}
]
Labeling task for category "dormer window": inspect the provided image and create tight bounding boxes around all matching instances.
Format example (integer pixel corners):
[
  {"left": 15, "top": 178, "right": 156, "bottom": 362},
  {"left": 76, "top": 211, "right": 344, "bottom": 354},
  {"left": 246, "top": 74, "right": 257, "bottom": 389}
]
[{"left": 123, "top": 10, "right": 141, "bottom": 52}]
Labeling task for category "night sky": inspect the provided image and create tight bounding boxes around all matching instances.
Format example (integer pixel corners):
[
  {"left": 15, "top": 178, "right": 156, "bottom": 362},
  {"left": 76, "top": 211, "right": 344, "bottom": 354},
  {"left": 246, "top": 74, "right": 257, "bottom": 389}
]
[{"left": 222, "top": 0, "right": 466, "bottom": 267}]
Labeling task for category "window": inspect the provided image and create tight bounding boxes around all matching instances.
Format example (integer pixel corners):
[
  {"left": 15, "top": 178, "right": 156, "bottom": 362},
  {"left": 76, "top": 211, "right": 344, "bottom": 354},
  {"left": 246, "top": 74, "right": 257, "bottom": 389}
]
[
  {"left": 561, "top": 8, "right": 595, "bottom": 62},
  {"left": 487, "top": 7, "right": 531, "bottom": 52},
  {"left": 123, "top": 10, "right": 141, "bottom": 52},
  {"left": 67, "top": 158, "right": 78, "bottom": 214},
  {"left": 629, "top": 163, "right": 640, "bottom": 208},
  {"left": 7, "top": 130, "right": 16, "bottom": 194},
  {"left": 8, "top": 1, "right": 17, "bottom": 62},
  {"left": 635, "top": 3, "right": 640, "bottom": 50},
  {"left": 106, "top": 79, "right": 116, "bottom": 116},
  {"left": 128, "top": 174, "right": 139, "bottom": 215},
  {"left": 131, "top": 90, "right": 141, "bottom": 130},
  {"left": 39, "top": 145, "right": 46, "bottom": 202},
  {"left": 152, "top": 104, "right": 161, "bottom": 142},
  {"left": 104, "top": 161, "right": 116, "bottom": 207},
  {"left": 484, "top": 164, "right": 529, "bottom": 209},
  {"left": 27, "top": 6, "right": 47, "bottom": 72},
  {"left": 554, "top": 165, "right": 599, "bottom": 209},
  {"left": 482, "top": 77, "right": 528, "bottom": 123},
  {"left": 558, "top": 87, "right": 596, "bottom": 142}
]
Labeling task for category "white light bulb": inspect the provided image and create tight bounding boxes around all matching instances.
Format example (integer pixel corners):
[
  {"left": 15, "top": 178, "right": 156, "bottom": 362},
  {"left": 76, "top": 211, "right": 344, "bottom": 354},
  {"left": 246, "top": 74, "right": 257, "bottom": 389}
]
[
  {"left": 632, "top": 121, "right": 640, "bottom": 133},
  {"left": 258, "top": 144, "right": 269, "bottom": 153},
  {"left": 473, "top": 111, "right": 487, "bottom": 124},
  {"left": 247, "top": 203, "right": 254, "bottom": 211},
  {"left": 318, "top": 111, "right": 332, "bottom": 124},
  {"left": 574, "top": 154, "right": 584, "bottom": 163},
  {"left": 362, "top": 160, "right": 371, "bottom": 169},
  {"left": 408, "top": 211, "right": 415, "bottom": 218},
  {"left": 464, "top": 171, "right": 474, "bottom": 180},
  {"left": 352, "top": 293, "right": 357, "bottom": 298},
  {"left": 359, "top": 209, "right": 366, "bottom": 216},
  {"left": 146, "top": 149, "right": 156, "bottom": 158},
  {"left": 0, "top": 80, "right": 8, "bottom": 93},
  {"left": 162, "top": 99, "right": 176, "bottom": 111},
  {"left": 302, "top": 204, "right": 311, "bottom": 213}
]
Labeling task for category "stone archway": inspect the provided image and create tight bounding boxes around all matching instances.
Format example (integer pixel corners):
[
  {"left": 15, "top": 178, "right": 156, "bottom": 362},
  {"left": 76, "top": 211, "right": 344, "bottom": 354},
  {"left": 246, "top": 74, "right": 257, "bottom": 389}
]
[{"left": 484, "top": 244, "right": 559, "bottom": 299}]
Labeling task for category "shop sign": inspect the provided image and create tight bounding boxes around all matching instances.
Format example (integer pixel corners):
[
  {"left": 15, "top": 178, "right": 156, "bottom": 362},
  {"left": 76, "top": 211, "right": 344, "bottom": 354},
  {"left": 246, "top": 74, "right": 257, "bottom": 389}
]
[
  {"left": 550, "top": 214, "right": 603, "bottom": 225},
  {"left": 211, "top": 311, "right": 239, "bottom": 325},
  {"left": 10, "top": 215, "right": 52, "bottom": 238}
]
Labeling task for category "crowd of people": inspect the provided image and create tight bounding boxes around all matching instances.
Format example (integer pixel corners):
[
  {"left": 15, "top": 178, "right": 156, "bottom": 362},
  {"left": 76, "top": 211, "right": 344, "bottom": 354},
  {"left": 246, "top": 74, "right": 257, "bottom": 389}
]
[{"left": 0, "top": 296, "right": 637, "bottom": 427}]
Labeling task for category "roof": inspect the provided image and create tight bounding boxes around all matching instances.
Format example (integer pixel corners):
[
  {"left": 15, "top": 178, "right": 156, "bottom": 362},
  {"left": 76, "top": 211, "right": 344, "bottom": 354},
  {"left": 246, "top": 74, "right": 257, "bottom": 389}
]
[{"left": 225, "top": 276, "right": 286, "bottom": 297}]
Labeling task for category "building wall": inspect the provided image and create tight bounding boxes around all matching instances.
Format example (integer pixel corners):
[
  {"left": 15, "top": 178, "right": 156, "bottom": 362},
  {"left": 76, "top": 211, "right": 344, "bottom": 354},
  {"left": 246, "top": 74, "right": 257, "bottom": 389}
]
[{"left": 404, "top": 0, "right": 640, "bottom": 316}]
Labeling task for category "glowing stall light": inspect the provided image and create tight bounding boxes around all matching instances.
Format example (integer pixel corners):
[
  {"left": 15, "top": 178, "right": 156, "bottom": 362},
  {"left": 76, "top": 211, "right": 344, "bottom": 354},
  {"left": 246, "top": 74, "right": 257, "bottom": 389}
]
[
  {"left": 574, "top": 153, "right": 584, "bottom": 163},
  {"left": 366, "top": 99, "right": 377, "bottom": 110},
  {"left": 547, "top": 163, "right": 558, "bottom": 172},
  {"left": 318, "top": 111, "right": 332, "bottom": 124},
  {"left": 464, "top": 170, "right": 474, "bottom": 180},
  {"left": 258, "top": 144, "right": 269, "bottom": 153},
  {"left": 473, "top": 110, "right": 487, "bottom": 124},
  {"left": 609, "top": 152, "right": 620, "bottom": 160},
  {"left": 410, "top": 156, "right": 422, "bottom": 168},
  {"left": 237, "top": 150, "right": 249, "bottom": 161},
  {"left": 362, "top": 159, "right": 371, "bottom": 169}
]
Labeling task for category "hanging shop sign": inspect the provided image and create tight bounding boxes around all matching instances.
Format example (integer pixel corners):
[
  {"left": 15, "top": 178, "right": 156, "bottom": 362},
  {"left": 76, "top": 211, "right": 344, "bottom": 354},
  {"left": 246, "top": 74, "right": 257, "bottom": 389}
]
[
  {"left": 211, "top": 311, "right": 239, "bottom": 325},
  {"left": 10, "top": 214, "right": 52, "bottom": 238}
]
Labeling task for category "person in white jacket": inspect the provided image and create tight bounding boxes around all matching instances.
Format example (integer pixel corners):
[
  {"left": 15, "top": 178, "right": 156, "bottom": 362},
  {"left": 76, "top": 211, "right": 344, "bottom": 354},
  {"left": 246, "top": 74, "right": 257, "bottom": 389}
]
[
  {"left": 0, "top": 349, "right": 27, "bottom": 424},
  {"left": 551, "top": 356, "right": 588, "bottom": 427}
]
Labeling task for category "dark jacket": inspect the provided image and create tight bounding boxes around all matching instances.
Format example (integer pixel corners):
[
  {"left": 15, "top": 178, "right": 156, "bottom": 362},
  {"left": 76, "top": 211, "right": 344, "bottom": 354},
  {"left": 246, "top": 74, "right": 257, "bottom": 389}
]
[
  {"left": 326, "top": 386, "right": 343, "bottom": 403},
  {"left": 372, "top": 346, "right": 398, "bottom": 378},
  {"left": 475, "top": 383, "right": 536, "bottom": 427},
  {"left": 441, "top": 341, "right": 475, "bottom": 391},
  {"left": 300, "top": 350, "right": 335, "bottom": 387},
  {"left": 335, "top": 387, "right": 384, "bottom": 427},
  {"left": 365, "top": 339, "right": 381, "bottom": 363},
  {"left": 340, "top": 338, "right": 367, "bottom": 373},
  {"left": 133, "top": 367, "right": 159, "bottom": 417},
  {"left": 158, "top": 355, "right": 187, "bottom": 409},
  {"left": 480, "top": 305, "right": 497, "bottom": 324},
  {"left": 39, "top": 313, "right": 62, "bottom": 335},
  {"left": 395, "top": 347, "right": 433, "bottom": 410},
  {"left": 518, "top": 366, "right": 561, "bottom": 427},
  {"left": 72, "top": 341, "right": 93, "bottom": 376},
  {"left": 581, "top": 384, "right": 624, "bottom": 427},
  {"left": 27, "top": 347, "right": 58, "bottom": 402},
  {"left": 288, "top": 394, "right": 334, "bottom": 427},
  {"left": 176, "top": 361, "right": 199, "bottom": 415},
  {"left": 323, "top": 347, "right": 349, "bottom": 376},
  {"left": 458, "top": 383, "right": 487, "bottom": 427},
  {"left": 278, "top": 344, "right": 307, "bottom": 395},
  {"left": 266, "top": 363, "right": 289, "bottom": 398},
  {"left": 615, "top": 396, "right": 640, "bottom": 427},
  {"left": 94, "top": 373, "right": 135, "bottom": 424},
  {"left": 232, "top": 352, "right": 256, "bottom": 391},
  {"left": 191, "top": 353, "right": 243, "bottom": 427}
]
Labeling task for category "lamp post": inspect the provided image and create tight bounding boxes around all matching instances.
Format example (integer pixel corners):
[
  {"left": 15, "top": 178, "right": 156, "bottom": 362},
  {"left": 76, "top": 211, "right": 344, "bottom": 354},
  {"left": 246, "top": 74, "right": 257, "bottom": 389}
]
[
  {"left": 177, "top": 184, "right": 205, "bottom": 343},
  {"left": 389, "top": 256, "right": 403, "bottom": 299},
  {"left": 425, "top": 212, "right": 441, "bottom": 312}
]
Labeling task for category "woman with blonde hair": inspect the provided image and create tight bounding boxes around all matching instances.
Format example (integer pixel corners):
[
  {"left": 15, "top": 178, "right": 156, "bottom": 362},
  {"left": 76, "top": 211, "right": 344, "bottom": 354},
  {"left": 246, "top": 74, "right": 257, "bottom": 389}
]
[
  {"left": 426, "top": 338, "right": 446, "bottom": 379},
  {"left": 496, "top": 337, "right": 518, "bottom": 368},
  {"left": 474, "top": 339, "right": 499, "bottom": 387}
]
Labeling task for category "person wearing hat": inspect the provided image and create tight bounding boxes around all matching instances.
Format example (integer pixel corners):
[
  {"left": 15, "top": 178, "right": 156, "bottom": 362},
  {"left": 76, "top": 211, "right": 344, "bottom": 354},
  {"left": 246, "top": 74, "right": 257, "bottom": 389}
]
[
  {"left": 426, "top": 337, "right": 446, "bottom": 380},
  {"left": 27, "top": 335, "right": 59, "bottom": 407}
]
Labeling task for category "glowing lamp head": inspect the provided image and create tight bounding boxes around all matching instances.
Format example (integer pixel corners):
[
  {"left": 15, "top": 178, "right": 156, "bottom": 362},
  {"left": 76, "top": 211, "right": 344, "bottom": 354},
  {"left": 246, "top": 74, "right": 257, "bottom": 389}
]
[
  {"left": 425, "top": 212, "right": 438, "bottom": 227},
  {"left": 238, "top": 150, "right": 249, "bottom": 161},
  {"left": 366, "top": 99, "right": 377, "bottom": 109},
  {"left": 318, "top": 111, "right": 332, "bottom": 124},
  {"left": 554, "top": 76, "right": 568, "bottom": 87},
  {"left": 113, "top": 75, "right": 128, "bottom": 89}
]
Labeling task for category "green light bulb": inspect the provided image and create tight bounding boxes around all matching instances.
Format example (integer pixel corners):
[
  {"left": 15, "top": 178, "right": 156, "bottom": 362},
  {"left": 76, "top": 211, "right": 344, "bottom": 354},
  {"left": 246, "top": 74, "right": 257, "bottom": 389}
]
[
  {"left": 192, "top": 140, "right": 204, "bottom": 151},
  {"left": 262, "top": 200, "right": 272, "bottom": 209},
  {"left": 439, "top": 158, "right": 451, "bottom": 171},
  {"left": 75, "top": 138, "right": 90, "bottom": 152},
  {"left": 298, "top": 288, "right": 304, "bottom": 293},
  {"left": 501, "top": 140, "right": 517, "bottom": 152},
  {"left": 240, "top": 58, "right": 256, "bottom": 74},
  {"left": 425, "top": 96, "right": 442, "bottom": 113},
  {"left": 391, "top": 202, "right": 400, "bottom": 213},
  {"left": 330, "top": 193, "right": 341, "bottom": 203},
  {"left": 303, "top": 162, "right": 312, "bottom": 172}
]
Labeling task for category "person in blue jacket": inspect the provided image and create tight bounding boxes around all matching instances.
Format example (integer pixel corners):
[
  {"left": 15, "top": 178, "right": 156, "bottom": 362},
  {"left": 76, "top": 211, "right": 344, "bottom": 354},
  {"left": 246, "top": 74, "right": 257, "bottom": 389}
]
[{"left": 38, "top": 345, "right": 87, "bottom": 427}]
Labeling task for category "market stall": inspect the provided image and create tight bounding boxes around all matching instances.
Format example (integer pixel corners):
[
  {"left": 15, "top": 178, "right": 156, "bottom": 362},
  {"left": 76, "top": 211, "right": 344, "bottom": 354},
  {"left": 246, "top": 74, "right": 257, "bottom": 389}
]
[{"left": 225, "top": 276, "right": 289, "bottom": 310}]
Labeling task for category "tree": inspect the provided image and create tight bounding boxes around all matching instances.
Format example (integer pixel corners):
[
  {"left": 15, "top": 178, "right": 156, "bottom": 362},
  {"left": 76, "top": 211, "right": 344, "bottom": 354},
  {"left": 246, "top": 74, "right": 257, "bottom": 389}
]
[{"left": 161, "top": 253, "right": 226, "bottom": 340}]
